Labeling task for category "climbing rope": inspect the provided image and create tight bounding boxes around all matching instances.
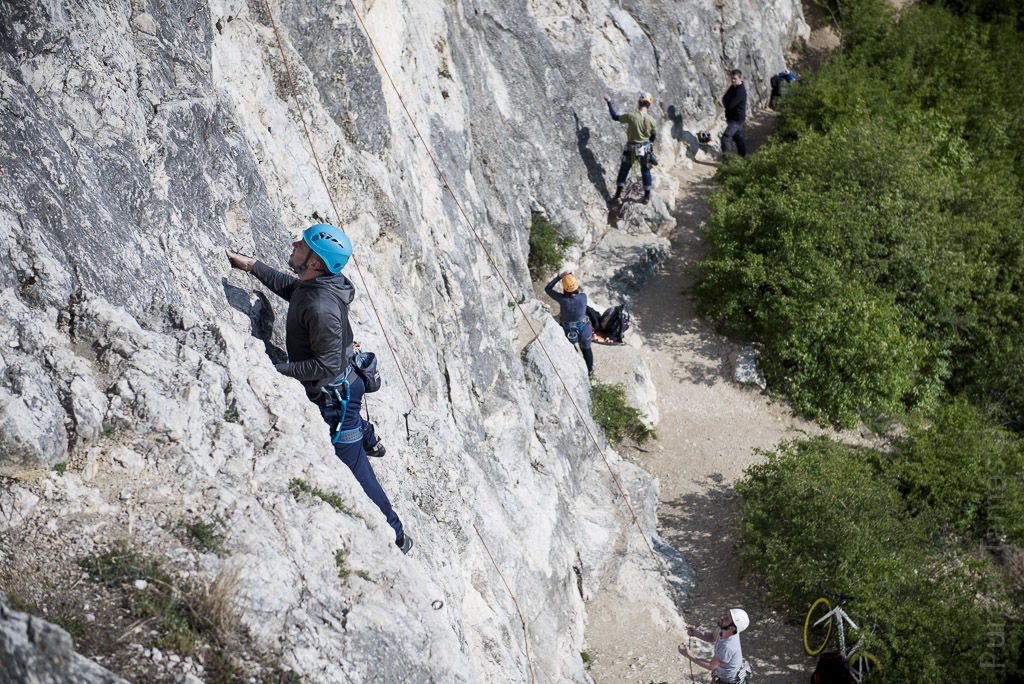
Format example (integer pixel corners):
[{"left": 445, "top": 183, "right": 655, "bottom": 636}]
[
  {"left": 474, "top": 523, "right": 538, "bottom": 684},
  {"left": 260, "top": 0, "right": 416, "bottom": 410},
  {"left": 261, "top": 0, "right": 697, "bottom": 680},
  {"left": 339, "top": 2, "right": 700, "bottom": 678}
]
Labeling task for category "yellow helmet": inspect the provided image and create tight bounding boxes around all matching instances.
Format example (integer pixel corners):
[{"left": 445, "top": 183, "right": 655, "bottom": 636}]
[
  {"left": 561, "top": 274, "right": 580, "bottom": 293},
  {"left": 638, "top": 91, "right": 653, "bottom": 106}
]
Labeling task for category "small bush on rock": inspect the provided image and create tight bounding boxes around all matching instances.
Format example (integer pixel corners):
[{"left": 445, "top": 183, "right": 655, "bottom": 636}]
[
  {"left": 528, "top": 212, "right": 575, "bottom": 280},
  {"left": 590, "top": 381, "right": 654, "bottom": 444}
]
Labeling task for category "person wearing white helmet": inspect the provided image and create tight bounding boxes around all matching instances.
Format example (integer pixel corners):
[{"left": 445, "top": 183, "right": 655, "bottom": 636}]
[
  {"left": 678, "top": 608, "right": 750, "bottom": 683},
  {"left": 603, "top": 90, "right": 658, "bottom": 204}
]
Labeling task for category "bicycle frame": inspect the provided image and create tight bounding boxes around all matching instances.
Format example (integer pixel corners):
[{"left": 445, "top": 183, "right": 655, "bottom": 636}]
[
  {"left": 813, "top": 605, "right": 861, "bottom": 660},
  {"left": 804, "top": 597, "right": 880, "bottom": 683}
]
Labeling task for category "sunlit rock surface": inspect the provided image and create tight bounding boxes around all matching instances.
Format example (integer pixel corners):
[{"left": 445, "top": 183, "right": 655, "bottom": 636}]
[{"left": 0, "top": 0, "right": 805, "bottom": 680}]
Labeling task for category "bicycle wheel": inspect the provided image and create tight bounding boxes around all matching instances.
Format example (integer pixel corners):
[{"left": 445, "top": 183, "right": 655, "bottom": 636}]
[
  {"left": 803, "top": 597, "right": 832, "bottom": 655},
  {"left": 849, "top": 651, "right": 880, "bottom": 683}
]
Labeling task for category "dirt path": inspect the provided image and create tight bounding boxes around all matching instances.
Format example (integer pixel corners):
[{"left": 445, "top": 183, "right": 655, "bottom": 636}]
[{"left": 583, "top": 112, "right": 856, "bottom": 683}]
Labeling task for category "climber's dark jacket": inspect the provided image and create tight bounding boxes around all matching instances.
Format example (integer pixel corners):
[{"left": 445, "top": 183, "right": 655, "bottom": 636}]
[{"left": 251, "top": 261, "right": 355, "bottom": 397}]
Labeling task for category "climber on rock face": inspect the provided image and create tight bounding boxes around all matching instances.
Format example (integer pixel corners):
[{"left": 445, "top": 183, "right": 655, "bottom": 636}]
[
  {"left": 678, "top": 608, "right": 751, "bottom": 683},
  {"left": 604, "top": 90, "right": 658, "bottom": 205},
  {"left": 225, "top": 225, "right": 412, "bottom": 554},
  {"left": 544, "top": 270, "right": 595, "bottom": 375}
]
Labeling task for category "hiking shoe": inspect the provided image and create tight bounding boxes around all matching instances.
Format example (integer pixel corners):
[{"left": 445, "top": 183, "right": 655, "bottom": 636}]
[
  {"left": 397, "top": 535, "right": 413, "bottom": 555},
  {"left": 609, "top": 188, "right": 623, "bottom": 204},
  {"left": 643, "top": 192, "right": 652, "bottom": 204},
  {"left": 367, "top": 441, "right": 386, "bottom": 458}
]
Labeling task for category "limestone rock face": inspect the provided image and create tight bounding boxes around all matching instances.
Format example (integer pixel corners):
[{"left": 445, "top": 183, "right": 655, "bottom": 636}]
[
  {"left": 0, "top": 602, "right": 128, "bottom": 684},
  {"left": 0, "top": 1, "right": 805, "bottom": 681}
]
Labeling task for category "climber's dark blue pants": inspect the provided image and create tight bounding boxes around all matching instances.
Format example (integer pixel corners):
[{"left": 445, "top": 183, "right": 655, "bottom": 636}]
[
  {"left": 615, "top": 150, "right": 653, "bottom": 190},
  {"left": 318, "top": 403, "right": 404, "bottom": 543}
]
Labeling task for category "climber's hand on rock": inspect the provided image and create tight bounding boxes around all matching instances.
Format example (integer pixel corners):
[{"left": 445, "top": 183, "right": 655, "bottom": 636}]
[{"left": 226, "top": 249, "right": 256, "bottom": 272}]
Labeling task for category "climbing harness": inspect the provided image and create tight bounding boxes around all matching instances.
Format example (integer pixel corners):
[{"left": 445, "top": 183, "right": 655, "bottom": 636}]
[
  {"left": 627, "top": 140, "right": 651, "bottom": 160},
  {"left": 564, "top": 320, "right": 586, "bottom": 345},
  {"left": 320, "top": 367, "right": 361, "bottom": 444}
]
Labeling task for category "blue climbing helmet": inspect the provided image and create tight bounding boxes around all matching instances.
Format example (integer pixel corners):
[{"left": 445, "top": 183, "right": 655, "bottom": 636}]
[{"left": 302, "top": 224, "right": 352, "bottom": 274}]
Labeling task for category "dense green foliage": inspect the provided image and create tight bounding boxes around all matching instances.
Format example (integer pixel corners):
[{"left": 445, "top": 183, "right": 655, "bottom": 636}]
[
  {"left": 718, "top": 2, "right": 1024, "bottom": 679},
  {"left": 589, "top": 381, "right": 654, "bottom": 444},
  {"left": 696, "top": 1, "right": 1024, "bottom": 428},
  {"left": 737, "top": 436, "right": 1024, "bottom": 681},
  {"left": 889, "top": 399, "right": 1024, "bottom": 543},
  {"left": 527, "top": 212, "right": 575, "bottom": 280}
]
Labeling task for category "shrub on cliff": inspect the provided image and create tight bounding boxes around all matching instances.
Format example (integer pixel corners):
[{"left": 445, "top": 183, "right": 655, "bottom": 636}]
[{"left": 528, "top": 212, "right": 575, "bottom": 280}]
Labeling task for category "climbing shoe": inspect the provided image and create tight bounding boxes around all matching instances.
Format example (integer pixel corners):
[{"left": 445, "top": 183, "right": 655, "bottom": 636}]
[
  {"left": 397, "top": 535, "right": 414, "bottom": 555},
  {"left": 609, "top": 187, "right": 623, "bottom": 204},
  {"left": 643, "top": 191, "right": 651, "bottom": 204},
  {"left": 367, "top": 441, "right": 386, "bottom": 458}
]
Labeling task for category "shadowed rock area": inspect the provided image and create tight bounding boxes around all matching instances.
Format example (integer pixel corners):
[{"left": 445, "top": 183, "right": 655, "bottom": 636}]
[{"left": 0, "top": 0, "right": 806, "bottom": 681}]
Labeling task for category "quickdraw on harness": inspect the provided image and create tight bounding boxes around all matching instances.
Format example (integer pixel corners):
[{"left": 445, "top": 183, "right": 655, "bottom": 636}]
[
  {"left": 321, "top": 366, "right": 362, "bottom": 445},
  {"left": 564, "top": 319, "right": 587, "bottom": 345}
]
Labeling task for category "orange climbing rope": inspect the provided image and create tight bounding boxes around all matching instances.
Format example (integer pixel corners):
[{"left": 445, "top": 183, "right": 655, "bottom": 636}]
[
  {"left": 474, "top": 523, "right": 538, "bottom": 684},
  {"left": 260, "top": 0, "right": 416, "bottom": 410}
]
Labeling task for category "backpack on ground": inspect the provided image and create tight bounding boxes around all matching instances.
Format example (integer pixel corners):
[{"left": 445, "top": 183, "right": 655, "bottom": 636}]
[{"left": 587, "top": 304, "right": 631, "bottom": 343}]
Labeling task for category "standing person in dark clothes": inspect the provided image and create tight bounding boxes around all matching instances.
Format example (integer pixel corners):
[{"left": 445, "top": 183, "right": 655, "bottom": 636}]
[
  {"left": 721, "top": 69, "right": 747, "bottom": 158},
  {"left": 545, "top": 271, "right": 594, "bottom": 375},
  {"left": 226, "top": 225, "right": 412, "bottom": 554}
]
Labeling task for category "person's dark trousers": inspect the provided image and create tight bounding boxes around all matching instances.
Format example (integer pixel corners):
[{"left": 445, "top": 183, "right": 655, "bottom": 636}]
[
  {"left": 721, "top": 121, "right": 747, "bottom": 157},
  {"left": 615, "top": 150, "right": 653, "bottom": 190},
  {"left": 319, "top": 405, "right": 404, "bottom": 542},
  {"left": 579, "top": 323, "right": 595, "bottom": 374},
  {"left": 361, "top": 420, "right": 379, "bottom": 451}
]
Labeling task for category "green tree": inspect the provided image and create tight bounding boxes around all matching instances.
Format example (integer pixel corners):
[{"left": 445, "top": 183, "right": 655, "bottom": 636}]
[{"left": 735, "top": 438, "right": 1022, "bottom": 681}]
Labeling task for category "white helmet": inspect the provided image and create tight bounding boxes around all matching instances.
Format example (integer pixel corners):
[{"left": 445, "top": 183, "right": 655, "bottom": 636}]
[
  {"left": 730, "top": 608, "right": 750, "bottom": 633},
  {"left": 638, "top": 91, "right": 653, "bottom": 106}
]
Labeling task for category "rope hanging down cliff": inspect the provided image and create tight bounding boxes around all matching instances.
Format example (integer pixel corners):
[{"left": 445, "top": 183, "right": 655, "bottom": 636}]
[
  {"left": 256, "top": 1, "right": 540, "bottom": 681},
  {"left": 336, "top": 0, "right": 699, "bottom": 672},
  {"left": 259, "top": 0, "right": 415, "bottom": 411}
]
